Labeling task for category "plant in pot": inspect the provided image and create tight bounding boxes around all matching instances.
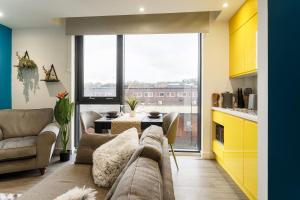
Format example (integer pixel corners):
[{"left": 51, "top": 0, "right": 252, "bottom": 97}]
[
  {"left": 126, "top": 96, "right": 138, "bottom": 117},
  {"left": 54, "top": 91, "right": 74, "bottom": 162}
]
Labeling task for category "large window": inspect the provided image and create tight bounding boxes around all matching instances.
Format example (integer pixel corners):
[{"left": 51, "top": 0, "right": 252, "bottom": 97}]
[
  {"left": 124, "top": 34, "right": 200, "bottom": 150},
  {"left": 76, "top": 34, "right": 201, "bottom": 151}
]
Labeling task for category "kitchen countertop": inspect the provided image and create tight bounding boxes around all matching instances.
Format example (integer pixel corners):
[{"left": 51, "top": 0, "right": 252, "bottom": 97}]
[{"left": 212, "top": 107, "right": 258, "bottom": 122}]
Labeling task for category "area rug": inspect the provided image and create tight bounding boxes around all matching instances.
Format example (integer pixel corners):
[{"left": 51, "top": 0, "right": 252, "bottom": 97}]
[{"left": 0, "top": 193, "right": 21, "bottom": 200}]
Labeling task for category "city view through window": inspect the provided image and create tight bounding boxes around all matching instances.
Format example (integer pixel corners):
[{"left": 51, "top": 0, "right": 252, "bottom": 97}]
[{"left": 83, "top": 34, "right": 200, "bottom": 150}]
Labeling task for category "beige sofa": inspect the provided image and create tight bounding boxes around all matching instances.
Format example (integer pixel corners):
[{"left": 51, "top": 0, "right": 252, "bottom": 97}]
[
  {"left": 0, "top": 108, "right": 59, "bottom": 175},
  {"left": 18, "top": 126, "right": 175, "bottom": 200}
]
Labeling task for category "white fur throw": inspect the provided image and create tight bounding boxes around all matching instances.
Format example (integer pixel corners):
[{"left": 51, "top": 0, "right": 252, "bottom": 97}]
[
  {"left": 53, "top": 186, "right": 97, "bottom": 200},
  {"left": 92, "top": 128, "right": 139, "bottom": 187}
]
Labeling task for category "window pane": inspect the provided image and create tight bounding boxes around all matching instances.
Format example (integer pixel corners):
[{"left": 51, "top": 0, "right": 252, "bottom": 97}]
[
  {"left": 124, "top": 34, "right": 199, "bottom": 150},
  {"left": 83, "top": 35, "right": 117, "bottom": 97}
]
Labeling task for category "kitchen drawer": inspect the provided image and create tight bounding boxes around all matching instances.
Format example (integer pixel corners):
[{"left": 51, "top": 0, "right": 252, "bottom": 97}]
[{"left": 212, "top": 111, "right": 224, "bottom": 125}]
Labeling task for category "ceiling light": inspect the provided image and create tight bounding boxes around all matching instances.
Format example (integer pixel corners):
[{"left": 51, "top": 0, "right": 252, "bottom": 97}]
[
  {"left": 223, "top": 2, "right": 229, "bottom": 8},
  {"left": 0, "top": 12, "right": 3, "bottom": 17},
  {"left": 139, "top": 7, "right": 145, "bottom": 12}
]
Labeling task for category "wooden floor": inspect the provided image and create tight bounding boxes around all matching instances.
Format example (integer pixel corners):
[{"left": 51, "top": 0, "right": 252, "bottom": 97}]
[
  {"left": 171, "top": 156, "right": 248, "bottom": 200},
  {"left": 0, "top": 156, "right": 248, "bottom": 200}
]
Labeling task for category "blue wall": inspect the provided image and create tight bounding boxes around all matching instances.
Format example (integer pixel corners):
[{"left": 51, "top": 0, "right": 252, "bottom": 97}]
[
  {"left": 269, "top": 1, "right": 300, "bottom": 199},
  {"left": 0, "top": 24, "right": 12, "bottom": 109}
]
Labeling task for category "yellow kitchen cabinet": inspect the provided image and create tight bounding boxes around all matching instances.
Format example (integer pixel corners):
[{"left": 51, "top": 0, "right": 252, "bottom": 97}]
[
  {"left": 229, "top": 0, "right": 258, "bottom": 78},
  {"left": 244, "top": 14, "right": 258, "bottom": 74},
  {"left": 229, "top": 0, "right": 258, "bottom": 34},
  {"left": 224, "top": 115, "right": 244, "bottom": 185},
  {"left": 230, "top": 26, "right": 245, "bottom": 77},
  {"left": 244, "top": 120, "right": 258, "bottom": 199},
  {"left": 212, "top": 110, "right": 258, "bottom": 200}
]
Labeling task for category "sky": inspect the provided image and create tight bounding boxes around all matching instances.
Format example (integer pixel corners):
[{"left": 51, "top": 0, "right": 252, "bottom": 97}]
[{"left": 84, "top": 33, "right": 199, "bottom": 84}]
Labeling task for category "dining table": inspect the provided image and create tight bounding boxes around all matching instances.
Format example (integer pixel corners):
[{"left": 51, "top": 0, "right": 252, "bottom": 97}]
[{"left": 94, "top": 113, "right": 163, "bottom": 134}]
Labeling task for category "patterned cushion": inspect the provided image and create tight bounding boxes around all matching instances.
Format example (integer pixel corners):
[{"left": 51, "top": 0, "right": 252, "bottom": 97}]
[{"left": 92, "top": 128, "right": 139, "bottom": 187}]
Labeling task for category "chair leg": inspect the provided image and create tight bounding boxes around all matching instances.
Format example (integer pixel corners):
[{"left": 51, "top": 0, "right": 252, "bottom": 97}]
[{"left": 170, "top": 144, "right": 179, "bottom": 170}]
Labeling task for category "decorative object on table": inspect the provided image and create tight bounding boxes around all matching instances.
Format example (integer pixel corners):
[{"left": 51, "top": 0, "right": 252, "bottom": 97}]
[
  {"left": 212, "top": 93, "right": 220, "bottom": 107},
  {"left": 0, "top": 193, "right": 22, "bottom": 200},
  {"left": 149, "top": 111, "right": 161, "bottom": 119},
  {"left": 126, "top": 96, "right": 138, "bottom": 117},
  {"left": 221, "top": 92, "right": 234, "bottom": 108},
  {"left": 15, "top": 51, "right": 39, "bottom": 102},
  {"left": 41, "top": 64, "right": 59, "bottom": 82},
  {"left": 54, "top": 91, "right": 74, "bottom": 162},
  {"left": 53, "top": 186, "right": 97, "bottom": 200},
  {"left": 107, "top": 111, "right": 119, "bottom": 119},
  {"left": 237, "top": 88, "right": 245, "bottom": 108}
]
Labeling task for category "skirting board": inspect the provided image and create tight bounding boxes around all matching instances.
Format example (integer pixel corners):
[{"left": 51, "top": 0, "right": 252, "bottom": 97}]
[{"left": 200, "top": 151, "right": 215, "bottom": 159}]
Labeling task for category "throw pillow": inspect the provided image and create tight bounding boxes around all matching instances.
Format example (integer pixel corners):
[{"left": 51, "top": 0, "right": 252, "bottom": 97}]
[
  {"left": 92, "top": 128, "right": 139, "bottom": 187},
  {"left": 53, "top": 186, "right": 97, "bottom": 200}
]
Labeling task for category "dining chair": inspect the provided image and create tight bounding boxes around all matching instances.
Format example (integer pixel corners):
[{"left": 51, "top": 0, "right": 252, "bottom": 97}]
[
  {"left": 163, "top": 112, "right": 180, "bottom": 170},
  {"left": 80, "top": 111, "right": 102, "bottom": 136}
]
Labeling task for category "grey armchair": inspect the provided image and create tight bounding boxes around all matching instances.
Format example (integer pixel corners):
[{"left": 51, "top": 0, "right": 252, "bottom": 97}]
[
  {"left": 80, "top": 111, "right": 102, "bottom": 135},
  {"left": 0, "top": 108, "right": 59, "bottom": 175}
]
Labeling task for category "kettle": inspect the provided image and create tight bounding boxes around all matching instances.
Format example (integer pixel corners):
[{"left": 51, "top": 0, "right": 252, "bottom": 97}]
[{"left": 221, "top": 92, "right": 234, "bottom": 108}]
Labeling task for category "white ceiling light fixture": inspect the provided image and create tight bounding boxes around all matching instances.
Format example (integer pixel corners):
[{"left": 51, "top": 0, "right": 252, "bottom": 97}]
[
  {"left": 139, "top": 7, "right": 145, "bottom": 12},
  {"left": 222, "top": 2, "right": 229, "bottom": 8},
  {"left": 0, "top": 12, "right": 3, "bottom": 17}
]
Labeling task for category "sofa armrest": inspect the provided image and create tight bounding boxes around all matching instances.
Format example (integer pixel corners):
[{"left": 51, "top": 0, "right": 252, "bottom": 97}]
[
  {"left": 36, "top": 122, "right": 59, "bottom": 168},
  {"left": 0, "top": 127, "right": 3, "bottom": 140},
  {"left": 75, "top": 133, "right": 117, "bottom": 164}
]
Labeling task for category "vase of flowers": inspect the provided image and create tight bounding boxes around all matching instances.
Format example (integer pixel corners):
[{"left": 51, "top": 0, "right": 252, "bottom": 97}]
[
  {"left": 126, "top": 96, "right": 138, "bottom": 117},
  {"left": 54, "top": 91, "right": 74, "bottom": 162}
]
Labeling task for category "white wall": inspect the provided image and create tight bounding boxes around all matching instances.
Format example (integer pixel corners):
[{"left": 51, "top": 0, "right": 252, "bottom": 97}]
[
  {"left": 258, "top": 0, "right": 268, "bottom": 199},
  {"left": 12, "top": 27, "right": 72, "bottom": 109},
  {"left": 201, "top": 21, "right": 232, "bottom": 158},
  {"left": 12, "top": 27, "right": 72, "bottom": 151}
]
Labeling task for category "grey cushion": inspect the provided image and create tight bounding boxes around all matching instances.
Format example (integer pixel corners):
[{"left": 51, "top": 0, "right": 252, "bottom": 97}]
[
  {"left": 105, "top": 142, "right": 163, "bottom": 200},
  {"left": 0, "top": 136, "right": 37, "bottom": 161},
  {"left": 0, "top": 109, "right": 53, "bottom": 139},
  {"left": 110, "top": 157, "right": 163, "bottom": 200},
  {"left": 140, "top": 125, "right": 164, "bottom": 144}
]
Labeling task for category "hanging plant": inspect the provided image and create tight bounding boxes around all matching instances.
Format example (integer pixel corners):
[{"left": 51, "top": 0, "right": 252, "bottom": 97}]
[
  {"left": 15, "top": 51, "right": 37, "bottom": 69},
  {"left": 15, "top": 51, "right": 38, "bottom": 81}
]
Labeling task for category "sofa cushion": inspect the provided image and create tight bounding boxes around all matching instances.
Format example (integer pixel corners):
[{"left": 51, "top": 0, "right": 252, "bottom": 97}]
[
  {"left": 0, "top": 136, "right": 37, "bottom": 161},
  {"left": 110, "top": 157, "right": 163, "bottom": 200},
  {"left": 92, "top": 128, "right": 139, "bottom": 188},
  {"left": 140, "top": 125, "right": 164, "bottom": 144},
  {"left": 0, "top": 108, "right": 53, "bottom": 139}
]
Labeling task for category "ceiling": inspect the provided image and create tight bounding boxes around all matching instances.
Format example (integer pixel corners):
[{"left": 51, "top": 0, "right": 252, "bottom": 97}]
[{"left": 0, "top": 0, "right": 245, "bottom": 28}]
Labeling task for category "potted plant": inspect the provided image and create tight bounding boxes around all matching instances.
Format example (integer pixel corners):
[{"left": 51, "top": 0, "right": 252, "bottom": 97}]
[
  {"left": 54, "top": 91, "right": 74, "bottom": 162},
  {"left": 126, "top": 96, "right": 138, "bottom": 117}
]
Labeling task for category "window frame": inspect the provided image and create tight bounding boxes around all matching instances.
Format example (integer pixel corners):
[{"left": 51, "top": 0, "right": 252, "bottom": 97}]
[
  {"left": 75, "top": 33, "right": 202, "bottom": 152},
  {"left": 75, "top": 35, "right": 124, "bottom": 104}
]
